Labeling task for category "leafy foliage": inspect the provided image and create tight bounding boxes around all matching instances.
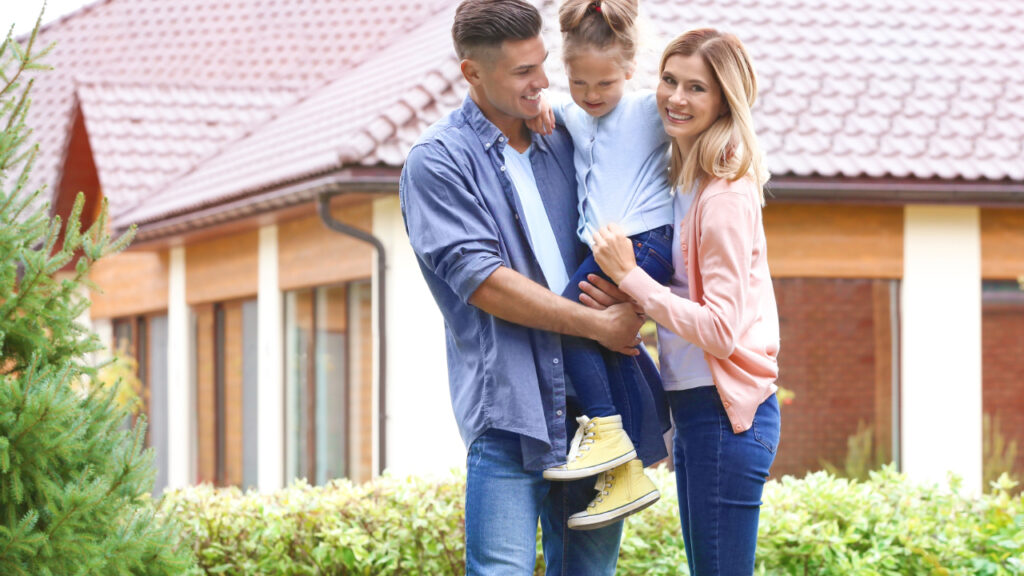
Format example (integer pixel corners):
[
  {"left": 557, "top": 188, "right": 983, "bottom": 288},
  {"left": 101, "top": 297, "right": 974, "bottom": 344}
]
[
  {"left": 164, "top": 467, "right": 1024, "bottom": 575},
  {"left": 0, "top": 14, "right": 193, "bottom": 575}
]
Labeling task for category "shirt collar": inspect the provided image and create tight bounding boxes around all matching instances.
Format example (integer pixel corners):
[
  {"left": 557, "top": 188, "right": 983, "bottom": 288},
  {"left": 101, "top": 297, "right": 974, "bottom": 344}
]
[{"left": 461, "top": 96, "right": 549, "bottom": 155}]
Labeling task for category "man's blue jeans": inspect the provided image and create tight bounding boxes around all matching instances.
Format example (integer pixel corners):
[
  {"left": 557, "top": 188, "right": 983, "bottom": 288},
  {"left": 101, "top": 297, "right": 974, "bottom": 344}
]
[
  {"left": 465, "top": 429, "right": 623, "bottom": 575},
  {"left": 669, "top": 387, "right": 781, "bottom": 575}
]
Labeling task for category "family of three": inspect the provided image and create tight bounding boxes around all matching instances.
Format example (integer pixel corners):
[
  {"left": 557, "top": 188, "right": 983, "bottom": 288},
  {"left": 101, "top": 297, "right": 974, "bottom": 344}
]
[{"left": 399, "top": 0, "right": 780, "bottom": 573}]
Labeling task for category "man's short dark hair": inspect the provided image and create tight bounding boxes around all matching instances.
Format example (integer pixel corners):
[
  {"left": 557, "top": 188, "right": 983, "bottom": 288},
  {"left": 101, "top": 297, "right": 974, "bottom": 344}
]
[{"left": 452, "top": 0, "right": 543, "bottom": 61}]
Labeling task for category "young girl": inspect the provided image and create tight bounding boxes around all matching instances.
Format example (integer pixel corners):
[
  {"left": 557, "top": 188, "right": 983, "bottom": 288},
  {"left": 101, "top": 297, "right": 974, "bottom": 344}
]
[
  {"left": 529, "top": 0, "right": 685, "bottom": 530},
  {"left": 590, "top": 29, "right": 781, "bottom": 574}
]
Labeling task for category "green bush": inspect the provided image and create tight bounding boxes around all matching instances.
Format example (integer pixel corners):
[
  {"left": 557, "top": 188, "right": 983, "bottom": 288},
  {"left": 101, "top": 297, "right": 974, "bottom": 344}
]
[{"left": 163, "top": 466, "right": 1024, "bottom": 575}]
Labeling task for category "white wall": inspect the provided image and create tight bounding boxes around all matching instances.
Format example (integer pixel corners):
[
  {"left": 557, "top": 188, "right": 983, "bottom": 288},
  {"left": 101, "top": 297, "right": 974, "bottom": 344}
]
[
  {"left": 373, "top": 196, "right": 464, "bottom": 475},
  {"left": 901, "top": 205, "right": 982, "bottom": 491}
]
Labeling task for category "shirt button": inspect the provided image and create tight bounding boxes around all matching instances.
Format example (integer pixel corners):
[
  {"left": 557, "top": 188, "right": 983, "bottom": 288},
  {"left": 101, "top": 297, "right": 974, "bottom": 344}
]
[
  {"left": 500, "top": 165, "right": 506, "bottom": 172},
  {"left": 556, "top": 410, "right": 563, "bottom": 416},
  {"left": 734, "top": 424, "right": 743, "bottom": 431},
  {"left": 552, "top": 358, "right": 559, "bottom": 364},
  {"left": 723, "top": 401, "right": 731, "bottom": 408},
  {"left": 485, "top": 142, "right": 491, "bottom": 149},
  {"left": 499, "top": 136, "right": 505, "bottom": 142}
]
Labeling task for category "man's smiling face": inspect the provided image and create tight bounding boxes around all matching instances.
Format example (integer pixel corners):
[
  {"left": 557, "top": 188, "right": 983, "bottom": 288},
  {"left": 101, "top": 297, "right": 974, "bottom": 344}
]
[{"left": 469, "top": 36, "right": 550, "bottom": 126}]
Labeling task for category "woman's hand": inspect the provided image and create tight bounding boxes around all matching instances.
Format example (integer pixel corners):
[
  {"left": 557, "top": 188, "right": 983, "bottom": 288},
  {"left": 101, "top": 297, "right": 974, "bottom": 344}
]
[{"left": 591, "top": 224, "right": 637, "bottom": 284}]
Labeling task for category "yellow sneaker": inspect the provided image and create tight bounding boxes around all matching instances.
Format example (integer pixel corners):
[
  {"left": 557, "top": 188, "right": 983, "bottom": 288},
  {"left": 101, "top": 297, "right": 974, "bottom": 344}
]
[
  {"left": 543, "top": 415, "right": 637, "bottom": 481},
  {"left": 568, "top": 459, "right": 660, "bottom": 530}
]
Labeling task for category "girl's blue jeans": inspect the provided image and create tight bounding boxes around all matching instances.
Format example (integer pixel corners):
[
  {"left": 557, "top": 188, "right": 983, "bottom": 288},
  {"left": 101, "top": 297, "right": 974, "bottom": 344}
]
[
  {"left": 560, "top": 224, "right": 674, "bottom": 417},
  {"left": 669, "top": 387, "right": 781, "bottom": 575}
]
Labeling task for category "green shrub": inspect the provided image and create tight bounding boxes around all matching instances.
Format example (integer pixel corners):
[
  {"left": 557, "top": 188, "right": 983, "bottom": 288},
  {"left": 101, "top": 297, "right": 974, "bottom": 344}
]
[{"left": 163, "top": 466, "right": 1024, "bottom": 575}]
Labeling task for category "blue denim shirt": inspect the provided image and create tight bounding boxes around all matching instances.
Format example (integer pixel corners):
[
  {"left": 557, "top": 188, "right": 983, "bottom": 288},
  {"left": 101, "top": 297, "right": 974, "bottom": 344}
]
[{"left": 400, "top": 96, "right": 668, "bottom": 471}]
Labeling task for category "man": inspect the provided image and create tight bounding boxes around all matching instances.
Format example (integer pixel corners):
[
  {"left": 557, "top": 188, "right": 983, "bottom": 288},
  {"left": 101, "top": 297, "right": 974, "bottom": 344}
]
[{"left": 399, "top": 1, "right": 667, "bottom": 573}]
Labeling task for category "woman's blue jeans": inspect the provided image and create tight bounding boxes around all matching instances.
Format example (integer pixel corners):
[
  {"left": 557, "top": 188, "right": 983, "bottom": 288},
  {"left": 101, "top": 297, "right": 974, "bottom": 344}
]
[
  {"left": 465, "top": 429, "right": 623, "bottom": 575},
  {"left": 669, "top": 387, "right": 780, "bottom": 575},
  {"left": 561, "top": 224, "right": 674, "bottom": 417}
]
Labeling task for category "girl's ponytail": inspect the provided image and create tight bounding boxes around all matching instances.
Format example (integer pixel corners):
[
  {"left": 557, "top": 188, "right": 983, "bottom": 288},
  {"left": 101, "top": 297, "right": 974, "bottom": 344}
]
[{"left": 559, "top": 0, "right": 639, "bottom": 64}]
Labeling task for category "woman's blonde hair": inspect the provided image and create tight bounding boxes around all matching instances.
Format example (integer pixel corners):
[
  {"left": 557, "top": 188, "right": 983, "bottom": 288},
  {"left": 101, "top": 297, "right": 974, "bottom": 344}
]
[
  {"left": 661, "top": 29, "right": 769, "bottom": 203},
  {"left": 559, "top": 0, "right": 638, "bottom": 67}
]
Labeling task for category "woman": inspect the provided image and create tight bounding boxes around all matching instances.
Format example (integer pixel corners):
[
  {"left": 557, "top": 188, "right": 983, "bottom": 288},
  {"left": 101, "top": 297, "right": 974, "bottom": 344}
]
[{"left": 586, "top": 28, "right": 781, "bottom": 575}]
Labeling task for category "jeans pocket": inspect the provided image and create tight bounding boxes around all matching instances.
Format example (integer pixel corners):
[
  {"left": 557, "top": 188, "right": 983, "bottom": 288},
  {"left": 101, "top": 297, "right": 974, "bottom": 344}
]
[
  {"left": 634, "top": 242, "right": 674, "bottom": 285},
  {"left": 751, "top": 396, "right": 780, "bottom": 455}
]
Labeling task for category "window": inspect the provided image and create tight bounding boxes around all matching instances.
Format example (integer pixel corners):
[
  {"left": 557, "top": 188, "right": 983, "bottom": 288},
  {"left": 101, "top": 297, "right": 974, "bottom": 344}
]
[
  {"left": 285, "top": 280, "right": 373, "bottom": 484},
  {"left": 194, "top": 299, "right": 258, "bottom": 488},
  {"left": 771, "top": 277, "right": 900, "bottom": 478},
  {"left": 982, "top": 281, "right": 1024, "bottom": 483},
  {"left": 111, "top": 314, "right": 169, "bottom": 493}
]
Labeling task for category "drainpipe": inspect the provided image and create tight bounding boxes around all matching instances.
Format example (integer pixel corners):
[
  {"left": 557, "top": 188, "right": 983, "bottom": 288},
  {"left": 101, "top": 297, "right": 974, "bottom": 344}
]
[{"left": 317, "top": 191, "right": 387, "bottom": 477}]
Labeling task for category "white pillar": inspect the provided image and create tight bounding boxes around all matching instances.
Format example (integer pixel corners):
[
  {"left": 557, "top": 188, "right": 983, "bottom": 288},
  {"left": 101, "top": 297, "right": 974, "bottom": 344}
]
[
  {"left": 373, "top": 197, "right": 463, "bottom": 475},
  {"left": 166, "top": 246, "right": 192, "bottom": 488},
  {"left": 901, "top": 205, "right": 982, "bottom": 491},
  {"left": 257, "top": 225, "right": 285, "bottom": 491}
]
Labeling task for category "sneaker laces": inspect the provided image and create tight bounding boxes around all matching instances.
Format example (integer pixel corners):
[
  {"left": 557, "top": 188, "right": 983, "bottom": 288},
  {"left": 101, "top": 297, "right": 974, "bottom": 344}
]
[
  {"left": 566, "top": 416, "right": 596, "bottom": 463},
  {"left": 587, "top": 471, "right": 614, "bottom": 509}
]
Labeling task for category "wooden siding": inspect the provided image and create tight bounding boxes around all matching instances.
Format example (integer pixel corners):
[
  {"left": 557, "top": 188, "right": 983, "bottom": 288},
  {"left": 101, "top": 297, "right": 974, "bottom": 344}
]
[
  {"left": 278, "top": 202, "right": 373, "bottom": 291},
  {"left": 90, "top": 250, "right": 170, "bottom": 318},
  {"left": 981, "top": 208, "right": 1024, "bottom": 280},
  {"left": 186, "top": 230, "right": 259, "bottom": 304},
  {"left": 764, "top": 204, "right": 903, "bottom": 279}
]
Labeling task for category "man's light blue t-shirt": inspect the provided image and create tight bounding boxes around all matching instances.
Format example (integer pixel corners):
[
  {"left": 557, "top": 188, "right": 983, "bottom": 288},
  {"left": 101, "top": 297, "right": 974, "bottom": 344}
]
[{"left": 503, "top": 145, "right": 570, "bottom": 294}]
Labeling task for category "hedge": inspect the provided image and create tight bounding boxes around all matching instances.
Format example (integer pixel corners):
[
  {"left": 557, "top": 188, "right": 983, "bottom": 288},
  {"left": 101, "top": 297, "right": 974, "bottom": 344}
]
[{"left": 161, "top": 467, "right": 1024, "bottom": 575}]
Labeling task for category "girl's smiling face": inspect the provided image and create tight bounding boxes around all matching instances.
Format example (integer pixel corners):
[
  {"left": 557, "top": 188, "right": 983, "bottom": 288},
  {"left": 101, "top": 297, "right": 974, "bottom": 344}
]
[{"left": 565, "top": 48, "right": 634, "bottom": 118}]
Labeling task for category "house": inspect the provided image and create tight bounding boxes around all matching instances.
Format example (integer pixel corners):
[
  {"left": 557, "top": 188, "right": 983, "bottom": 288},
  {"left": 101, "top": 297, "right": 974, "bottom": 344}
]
[{"left": 19, "top": 0, "right": 1024, "bottom": 493}]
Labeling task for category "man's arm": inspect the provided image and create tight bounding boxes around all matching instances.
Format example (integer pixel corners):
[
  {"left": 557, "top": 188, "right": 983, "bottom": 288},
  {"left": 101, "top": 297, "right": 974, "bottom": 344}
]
[{"left": 469, "top": 266, "right": 643, "bottom": 355}]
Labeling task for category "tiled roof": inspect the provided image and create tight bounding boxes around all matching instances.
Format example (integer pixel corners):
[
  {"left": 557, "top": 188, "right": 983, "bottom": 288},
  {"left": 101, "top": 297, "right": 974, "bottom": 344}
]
[
  {"left": 18, "top": 0, "right": 1024, "bottom": 230},
  {"left": 77, "top": 82, "right": 295, "bottom": 216},
  {"left": 117, "top": 3, "right": 465, "bottom": 228},
  {"left": 18, "top": 0, "right": 451, "bottom": 214}
]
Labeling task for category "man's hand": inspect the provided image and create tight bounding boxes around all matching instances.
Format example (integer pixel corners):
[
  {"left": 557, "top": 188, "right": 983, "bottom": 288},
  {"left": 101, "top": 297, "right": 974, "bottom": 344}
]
[
  {"left": 593, "top": 302, "right": 644, "bottom": 356},
  {"left": 579, "top": 274, "right": 636, "bottom": 310},
  {"left": 525, "top": 93, "right": 555, "bottom": 135}
]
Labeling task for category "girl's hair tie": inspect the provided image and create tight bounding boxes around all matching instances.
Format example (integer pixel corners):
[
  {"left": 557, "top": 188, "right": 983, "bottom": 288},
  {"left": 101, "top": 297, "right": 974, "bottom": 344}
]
[{"left": 589, "top": 2, "right": 602, "bottom": 13}]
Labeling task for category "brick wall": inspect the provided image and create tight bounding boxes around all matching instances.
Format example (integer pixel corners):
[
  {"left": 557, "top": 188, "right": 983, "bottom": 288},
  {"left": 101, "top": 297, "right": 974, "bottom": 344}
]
[
  {"left": 772, "top": 277, "right": 895, "bottom": 478},
  {"left": 982, "top": 298, "right": 1024, "bottom": 477}
]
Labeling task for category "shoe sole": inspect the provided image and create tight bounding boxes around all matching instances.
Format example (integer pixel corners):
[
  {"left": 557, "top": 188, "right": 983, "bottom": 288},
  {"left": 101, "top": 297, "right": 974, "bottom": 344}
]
[
  {"left": 542, "top": 450, "right": 637, "bottom": 481},
  {"left": 567, "top": 490, "right": 661, "bottom": 531}
]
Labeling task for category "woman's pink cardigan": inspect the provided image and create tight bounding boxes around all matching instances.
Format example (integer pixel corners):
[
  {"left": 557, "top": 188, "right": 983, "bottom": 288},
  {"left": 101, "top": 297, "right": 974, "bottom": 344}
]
[{"left": 619, "top": 177, "right": 779, "bottom": 433}]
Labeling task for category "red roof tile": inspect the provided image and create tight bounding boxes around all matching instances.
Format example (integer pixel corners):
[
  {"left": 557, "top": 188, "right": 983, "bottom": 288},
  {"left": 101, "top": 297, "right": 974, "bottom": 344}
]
[
  {"left": 19, "top": 0, "right": 451, "bottom": 213},
  {"left": 78, "top": 81, "right": 295, "bottom": 215},
  {"left": 16, "top": 0, "right": 1024, "bottom": 229}
]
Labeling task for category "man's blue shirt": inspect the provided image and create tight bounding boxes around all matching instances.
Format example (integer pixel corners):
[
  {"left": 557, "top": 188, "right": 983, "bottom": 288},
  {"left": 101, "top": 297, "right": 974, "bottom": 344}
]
[{"left": 399, "top": 96, "right": 667, "bottom": 471}]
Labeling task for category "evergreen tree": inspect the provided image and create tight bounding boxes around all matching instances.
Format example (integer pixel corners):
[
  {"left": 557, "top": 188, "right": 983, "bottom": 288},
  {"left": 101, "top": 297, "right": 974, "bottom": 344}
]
[{"left": 0, "top": 16, "right": 194, "bottom": 576}]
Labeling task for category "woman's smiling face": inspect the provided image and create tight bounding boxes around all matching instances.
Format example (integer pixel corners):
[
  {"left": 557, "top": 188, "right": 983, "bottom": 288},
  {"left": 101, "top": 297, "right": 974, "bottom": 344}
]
[{"left": 656, "top": 53, "right": 725, "bottom": 154}]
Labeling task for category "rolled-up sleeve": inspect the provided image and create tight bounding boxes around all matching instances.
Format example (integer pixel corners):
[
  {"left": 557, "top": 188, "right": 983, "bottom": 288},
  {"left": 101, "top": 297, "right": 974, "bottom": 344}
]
[{"left": 400, "top": 142, "right": 505, "bottom": 303}]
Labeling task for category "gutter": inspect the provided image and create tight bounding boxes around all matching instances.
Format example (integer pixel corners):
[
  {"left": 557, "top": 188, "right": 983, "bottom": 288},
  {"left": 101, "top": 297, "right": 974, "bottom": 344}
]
[
  {"left": 124, "top": 168, "right": 399, "bottom": 243},
  {"left": 768, "top": 176, "right": 1024, "bottom": 206},
  {"left": 317, "top": 189, "right": 388, "bottom": 477}
]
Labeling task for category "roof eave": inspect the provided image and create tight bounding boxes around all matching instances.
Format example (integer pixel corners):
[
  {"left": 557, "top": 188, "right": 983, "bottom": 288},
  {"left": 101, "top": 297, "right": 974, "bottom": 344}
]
[
  {"left": 768, "top": 176, "right": 1024, "bottom": 207},
  {"left": 121, "top": 166, "right": 401, "bottom": 244}
]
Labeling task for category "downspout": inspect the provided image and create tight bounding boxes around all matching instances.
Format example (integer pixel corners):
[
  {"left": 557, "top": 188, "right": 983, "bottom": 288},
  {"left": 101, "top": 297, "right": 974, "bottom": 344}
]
[{"left": 317, "top": 190, "right": 387, "bottom": 477}]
